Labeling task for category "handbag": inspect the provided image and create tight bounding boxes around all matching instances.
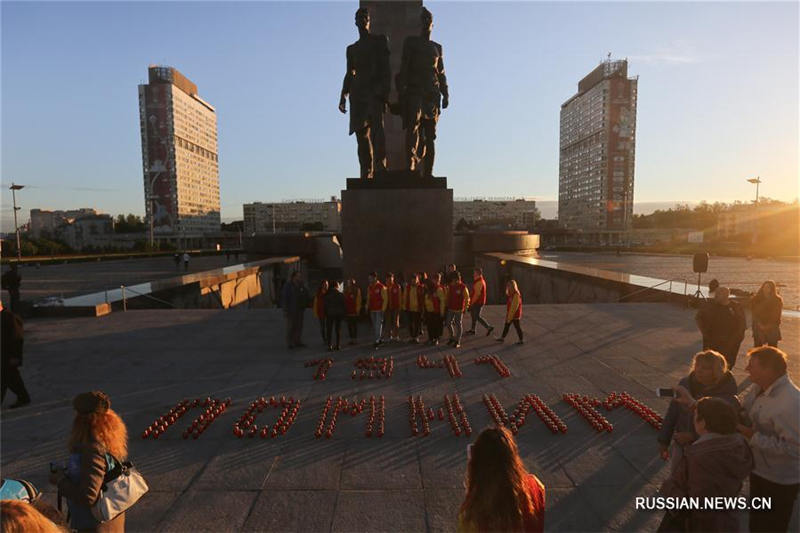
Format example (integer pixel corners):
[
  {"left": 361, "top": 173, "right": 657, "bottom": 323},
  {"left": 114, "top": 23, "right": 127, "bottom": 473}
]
[{"left": 91, "top": 455, "right": 149, "bottom": 523}]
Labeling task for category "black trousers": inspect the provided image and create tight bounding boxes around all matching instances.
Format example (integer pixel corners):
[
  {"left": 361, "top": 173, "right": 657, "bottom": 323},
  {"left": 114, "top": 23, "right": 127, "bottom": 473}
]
[
  {"left": 501, "top": 319, "right": 523, "bottom": 341},
  {"left": 346, "top": 316, "right": 358, "bottom": 340},
  {"left": 749, "top": 473, "right": 799, "bottom": 532},
  {"left": 426, "top": 313, "right": 443, "bottom": 340},
  {"left": 318, "top": 318, "right": 328, "bottom": 345},
  {"left": 325, "top": 317, "right": 342, "bottom": 348},
  {"left": 408, "top": 312, "right": 421, "bottom": 338},
  {"left": 703, "top": 338, "right": 742, "bottom": 370},
  {"left": 469, "top": 304, "right": 492, "bottom": 331},
  {"left": 1, "top": 363, "right": 30, "bottom": 403}
]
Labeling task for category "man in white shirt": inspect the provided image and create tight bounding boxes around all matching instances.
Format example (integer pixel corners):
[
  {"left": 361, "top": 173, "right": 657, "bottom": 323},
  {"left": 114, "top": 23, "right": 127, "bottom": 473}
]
[{"left": 737, "top": 346, "right": 799, "bottom": 532}]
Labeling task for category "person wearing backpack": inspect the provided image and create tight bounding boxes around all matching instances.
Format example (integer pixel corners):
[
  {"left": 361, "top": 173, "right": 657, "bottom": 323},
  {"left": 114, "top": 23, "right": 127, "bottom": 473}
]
[{"left": 49, "top": 391, "right": 129, "bottom": 532}]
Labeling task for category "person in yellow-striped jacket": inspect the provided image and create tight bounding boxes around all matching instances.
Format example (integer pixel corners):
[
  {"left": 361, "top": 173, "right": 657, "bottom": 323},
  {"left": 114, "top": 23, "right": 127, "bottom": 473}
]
[
  {"left": 497, "top": 279, "right": 523, "bottom": 344},
  {"left": 404, "top": 273, "right": 425, "bottom": 343},
  {"left": 344, "top": 278, "right": 362, "bottom": 345},
  {"left": 423, "top": 276, "right": 446, "bottom": 345},
  {"left": 312, "top": 279, "right": 329, "bottom": 347},
  {"left": 465, "top": 267, "right": 494, "bottom": 337}
]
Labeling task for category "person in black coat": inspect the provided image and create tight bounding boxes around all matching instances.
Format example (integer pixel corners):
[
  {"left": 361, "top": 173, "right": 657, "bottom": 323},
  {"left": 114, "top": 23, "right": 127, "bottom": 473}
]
[
  {"left": 1, "top": 264, "right": 21, "bottom": 313},
  {"left": 751, "top": 280, "right": 783, "bottom": 348},
  {"left": 694, "top": 286, "right": 746, "bottom": 369},
  {"left": 658, "top": 350, "right": 738, "bottom": 471},
  {"left": 279, "top": 271, "right": 310, "bottom": 349},
  {"left": 324, "top": 281, "right": 346, "bottom": 351},
  {"left": 1, "top": 301, "right": 30, "bottom": 408}
]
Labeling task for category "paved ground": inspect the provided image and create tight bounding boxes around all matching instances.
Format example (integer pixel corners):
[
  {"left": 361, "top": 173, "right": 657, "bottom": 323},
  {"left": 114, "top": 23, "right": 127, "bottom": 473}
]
[
  {"left": 1, "top": 303, "right": 797, "bottom": 532},
  {"left": 1, "top": 254, "right": 235, "bottom": 305}
]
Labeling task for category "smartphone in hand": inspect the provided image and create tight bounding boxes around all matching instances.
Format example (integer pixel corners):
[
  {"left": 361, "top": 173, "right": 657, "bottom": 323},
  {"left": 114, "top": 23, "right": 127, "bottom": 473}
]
[
  {"left": 656, "top": 388, "right": 675, "bottom": 398},
  {"left": 49, "top": 462, "right": 61, "bottom": 473}
]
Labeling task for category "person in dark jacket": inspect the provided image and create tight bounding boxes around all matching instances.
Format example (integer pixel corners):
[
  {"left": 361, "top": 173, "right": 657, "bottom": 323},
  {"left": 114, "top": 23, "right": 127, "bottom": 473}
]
[
  {"left": 695, "top": 286, "right": 746, "bottom": 369},
  {"left": 658, "top": 350, "right": 738, "bottom": 471},
  {"left": 1, "top": 263, "right": 22, "bottom": 313},
  {"left": 751, "top": 280, "right": 783, "bottom": 348},
  {"left": 658, "top": 397, "right": 753, "bottom": 532},
  {"left": 324, "top": 280, "right": 346, "bottom": 351},
  {"left": 1, "top": 301, "right": 31, "bottom": 408},
  {"left": 279, "top": 271, "right": 309, "bottom": 349}
]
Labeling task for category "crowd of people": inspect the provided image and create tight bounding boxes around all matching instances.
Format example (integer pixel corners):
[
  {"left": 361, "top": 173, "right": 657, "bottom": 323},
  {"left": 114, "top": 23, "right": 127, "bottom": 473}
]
[
  {"left": 657, "top": 345, "right": 799, "bottom": 532},
  {"left": 1, "top": 266, "right": 795, "bottom": 532},
  {"left": 279, "top": 265, "right": 525, "bottom": 351}
]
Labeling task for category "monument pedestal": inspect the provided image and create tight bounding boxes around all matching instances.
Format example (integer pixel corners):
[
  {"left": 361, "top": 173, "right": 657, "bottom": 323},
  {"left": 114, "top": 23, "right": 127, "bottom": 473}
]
[{"left": 341, "top": 171, "right": 453, "bottom": 286}]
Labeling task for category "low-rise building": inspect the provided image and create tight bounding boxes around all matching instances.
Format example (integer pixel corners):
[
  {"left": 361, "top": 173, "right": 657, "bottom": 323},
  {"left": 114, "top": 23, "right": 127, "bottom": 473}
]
[
  {"left": 453, "top": 198, "right": 539, "bottom": 230},
  {"left": 29, "top": 208, "right": 98, "bottom": 239},
  {"left": 243, "top": 198, "right": 341, "bottom": 234},
  {"left": 57, "top": 214, "right": 115, "bottom": 250}
]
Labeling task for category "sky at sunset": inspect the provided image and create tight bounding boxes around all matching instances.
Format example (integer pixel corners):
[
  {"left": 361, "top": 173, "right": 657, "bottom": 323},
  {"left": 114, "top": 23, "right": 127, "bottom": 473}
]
[{"left": 2, "top": 1, "right": 797, "bottom": 229}]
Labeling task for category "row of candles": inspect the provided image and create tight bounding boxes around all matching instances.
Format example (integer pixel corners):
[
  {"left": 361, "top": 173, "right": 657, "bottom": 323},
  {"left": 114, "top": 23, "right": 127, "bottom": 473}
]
[
  {"left": 315, "top": 395, "right": 386, "bottom": 438},
  {"left": 408, "top": 393, "right": 472, "bottom": 437},
  {"left": 415, "top": 355, "right": 462, "bottom": 378},
  {"left": 141, "top": 392, "right": 663, "bottom": 440}
]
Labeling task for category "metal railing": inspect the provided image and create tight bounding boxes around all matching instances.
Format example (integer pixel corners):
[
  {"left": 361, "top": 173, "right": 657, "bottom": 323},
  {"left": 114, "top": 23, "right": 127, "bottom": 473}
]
[
  {"left": 120, "top": 285, "right": 176, "bottom": 311},
  {"left": 618, "top": 278, "right": 689, "bottom": 302}
]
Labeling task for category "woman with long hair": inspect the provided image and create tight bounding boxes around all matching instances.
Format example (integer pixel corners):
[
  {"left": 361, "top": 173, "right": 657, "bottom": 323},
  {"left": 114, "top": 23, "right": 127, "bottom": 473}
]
[
  {"left": 48, "top": 391, "right": 128, "bottom": 532},
  {"left": 658, "top": 350, "right": 738, "bottom": 471},
  {"left": 751, "top": 280, "right": 783, "bottom": 347},
  {"left": 459, "top": 426, "right": 545, "bottom": 532},
  {"left": 496, "top": 280, "right": 523, "bottom": 344}
]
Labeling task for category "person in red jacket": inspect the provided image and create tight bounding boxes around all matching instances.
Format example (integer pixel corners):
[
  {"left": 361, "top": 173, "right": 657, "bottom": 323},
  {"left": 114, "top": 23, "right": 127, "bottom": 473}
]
[
  {"left": 404, "top": 273, "right": 425, "bottom": 343},
  {"left": 445, "top": 271, "right": 470, "bottom": 348},
  {"left": 423, "top": 278, "right": 446, "bottom": 345},
  {"left": 344, "top": 278, "right": 362, "bottom": 345},
  {"left": 366, "top": 272, "right": 388, "bottom": 348},
  {"left": 497, "top": 279, "right": 523, "bottom": 344},
  {"left": 312, "top": 280, "right": 329, "bottom": 347},
  {"left": 383, "top": 272, "right": 402, "bottom": 342},
  {"left": 458, "top": 426, "right": 545, "bottom": 532},
  {"left": 465, "top": 267, "right": 494, "bottom": 337}
]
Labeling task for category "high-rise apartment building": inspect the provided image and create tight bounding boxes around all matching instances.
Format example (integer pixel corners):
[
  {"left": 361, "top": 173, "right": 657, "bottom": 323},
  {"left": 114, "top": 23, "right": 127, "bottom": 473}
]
[
  {"left": 138, "top": 66, "right": 220, "bottom": 243},
  {"left": 559, "top": 58, "right": 637, "bottom": 243}
]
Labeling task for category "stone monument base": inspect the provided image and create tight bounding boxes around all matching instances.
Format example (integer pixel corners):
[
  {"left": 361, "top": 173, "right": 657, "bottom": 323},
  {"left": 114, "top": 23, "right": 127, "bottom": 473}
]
[{"left": 341, "top": 171, "right": 453, "bottom": 286}]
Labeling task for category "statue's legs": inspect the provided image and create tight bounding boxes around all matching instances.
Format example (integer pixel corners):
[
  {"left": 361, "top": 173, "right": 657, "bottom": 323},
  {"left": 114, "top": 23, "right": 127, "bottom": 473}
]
[
  {"left": 421, "top": 119, "right": 436, "bottom": 178},
  {"left": 405, "top": 108, "right": 423, "bottom": 173},
  {"left": 370, "top": 115, "right": 387, "bottom": 176},
  {"left": 355, "top": 126, "right": 374, "bottom": 179}
]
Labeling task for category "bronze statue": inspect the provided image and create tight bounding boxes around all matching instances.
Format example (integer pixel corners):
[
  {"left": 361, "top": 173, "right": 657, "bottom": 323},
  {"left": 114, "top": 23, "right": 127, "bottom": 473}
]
[
  {"left": 397, "top": 7, "right": 449, "bottom": 178},
  {"left": 339, "top": 8, "right": 390, "bottom": 179}
]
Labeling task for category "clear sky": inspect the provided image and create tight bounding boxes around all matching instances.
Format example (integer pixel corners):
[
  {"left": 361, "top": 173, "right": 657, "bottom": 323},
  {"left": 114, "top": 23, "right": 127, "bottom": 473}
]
[{"left": 1, "top": 1, "right": 797, "bottom": 229}]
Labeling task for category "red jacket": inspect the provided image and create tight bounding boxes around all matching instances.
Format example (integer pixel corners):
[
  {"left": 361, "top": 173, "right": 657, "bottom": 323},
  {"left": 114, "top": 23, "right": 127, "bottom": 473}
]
[
  {"left": 344, "top": 287, "right": 361, "bottom": 316},
  {"left": 367, "top": 282, "right": 387, "bottom": 312},
  {"left": 446, "top": 282, "right": 470, "bottom": 312},
  {"left": 471, "top": 277, "right": 487, "bottom": 306},
  {"left": 386, "top": 282, "right": 402, "bottom": 311}
]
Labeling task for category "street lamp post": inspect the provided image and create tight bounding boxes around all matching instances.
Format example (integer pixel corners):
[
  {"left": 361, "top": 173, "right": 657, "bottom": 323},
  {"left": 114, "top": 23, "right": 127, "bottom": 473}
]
[
  {"left": 747, "top": 176, "right": 761, "bottom": 204},
  {"left": 9, "top": 183, "right": 24, "bottom": 261}
]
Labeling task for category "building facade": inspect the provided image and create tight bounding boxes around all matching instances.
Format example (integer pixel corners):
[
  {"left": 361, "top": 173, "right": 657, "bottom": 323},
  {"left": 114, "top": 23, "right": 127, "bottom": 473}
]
[
  {"left": 453, "top": 198, "right": 539, "bottom": 230},
  {"left": 138, "top": 66, "right": 220, "bottom": 243},
  {"left": 559, "top": 58, "right": 637, "bottom": 243},
  {"left": 29, "top": 208, "right": 98, "bottom": 239},
  {"left": 243, "top": 198, "right": 342, "bottom": 234}
]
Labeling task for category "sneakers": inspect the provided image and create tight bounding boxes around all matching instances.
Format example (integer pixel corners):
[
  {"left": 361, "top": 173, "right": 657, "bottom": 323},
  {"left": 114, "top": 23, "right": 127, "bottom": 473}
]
[
  {"left": 454, "top": 343, "right": 461, "bottom": 349},
  {"left": 432, "top": 339, "right": 439, "bottom": 346},
  {"left": 486, "top": 326, "right": 495, "bottom": 337},
  {"left": 515, "top": 339, "right": 524, "bottom": 345},
  {"left": 496, "top": 337, "right": 505, "bottom": 343},
  {"left": 464, "top": 330, "right": 476, "bottom": 336}
]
